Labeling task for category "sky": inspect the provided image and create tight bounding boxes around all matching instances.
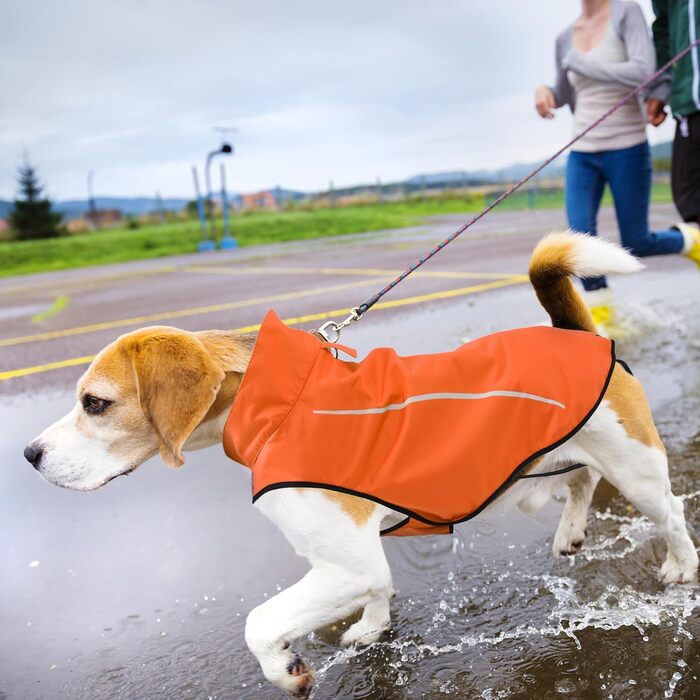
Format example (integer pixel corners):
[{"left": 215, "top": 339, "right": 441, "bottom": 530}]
[{"left": 0, "top": 0, "right": 676, "bottom": 201}]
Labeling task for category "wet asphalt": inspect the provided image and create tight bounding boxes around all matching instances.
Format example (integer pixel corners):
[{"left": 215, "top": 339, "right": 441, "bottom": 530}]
[{"left": 1, "top": 204, "right": 699, "bottom": 699}]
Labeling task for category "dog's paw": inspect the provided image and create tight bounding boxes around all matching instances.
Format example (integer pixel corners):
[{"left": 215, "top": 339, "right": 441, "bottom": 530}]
[
  {"left": 659, "top": 556, "right": 699, "bottom": 585},
  {"left": 286, "top": 653, "right": 315, "bottom": 698},
  {"left": 340, "top": 618, "right": 388, "bottom": 647},
  {"left": 552, "top": 524, "right": 587, "bottom": 557}
]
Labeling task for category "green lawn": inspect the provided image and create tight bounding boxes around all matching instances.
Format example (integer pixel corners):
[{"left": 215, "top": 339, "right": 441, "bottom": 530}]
[
  {"left": 0, "top": 183, "right": 674, "bottom": 278},
  {"left": 0, "top": 197, "right": 484, "bottom": 278}
]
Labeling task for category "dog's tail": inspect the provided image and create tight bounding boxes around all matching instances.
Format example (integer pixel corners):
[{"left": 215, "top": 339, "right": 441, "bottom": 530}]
[{"left": 529, "top": 231, "right": 644, "bottom": 332}]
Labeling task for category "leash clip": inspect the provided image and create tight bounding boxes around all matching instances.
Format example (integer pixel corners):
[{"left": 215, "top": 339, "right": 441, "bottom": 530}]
[{"left": 314, "top": 308, "right": 360, "bottom": 344}]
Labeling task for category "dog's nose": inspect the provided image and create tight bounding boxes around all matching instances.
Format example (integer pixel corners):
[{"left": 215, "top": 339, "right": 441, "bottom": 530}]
[{"left": 23, "top": 443, "right": 44, "bottom": 470}]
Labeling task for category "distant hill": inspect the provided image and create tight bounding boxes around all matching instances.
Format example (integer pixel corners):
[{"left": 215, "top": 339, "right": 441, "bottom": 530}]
[
  {"left": 405, "top": 159, "right": 567, "bottom": 188},
  {"left": 405, "top": 139, "right": 673, "bottom": 190},
  {"left": 55, "top": 197, "right": 189, "bottom": 220}
]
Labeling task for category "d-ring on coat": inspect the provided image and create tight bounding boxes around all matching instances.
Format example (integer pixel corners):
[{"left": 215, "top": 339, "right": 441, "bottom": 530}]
[{"left": 223, "top": 310, "right": 615, "bottom": 536}]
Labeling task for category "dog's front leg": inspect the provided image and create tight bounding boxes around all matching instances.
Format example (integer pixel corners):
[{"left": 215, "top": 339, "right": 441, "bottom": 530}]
[
  {"left": 247, "top": 488, "right": 394, "bottom": 697},
  {"left": 246, "top": 564, "right": 383, "bottom": 696}
]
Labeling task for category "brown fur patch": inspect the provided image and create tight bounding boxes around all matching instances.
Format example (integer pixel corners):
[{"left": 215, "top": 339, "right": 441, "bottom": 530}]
[
  {"left": 604, "top": 363, "right": 665, "bottom": 451},
  {"left": 80, "top": 343, "right": 134, "bottom": 394},
  {"left": 321, "top": 491, "right": 376, "bottom": 526},
  {"left": 120, "top": 327, "right": 226, "bottom": 467},
  {"left": 529, "top": 234, "right": 597, "bottom": 332},
  {"left": 195, "top": 330, "right": 255, "bottom": 373}
]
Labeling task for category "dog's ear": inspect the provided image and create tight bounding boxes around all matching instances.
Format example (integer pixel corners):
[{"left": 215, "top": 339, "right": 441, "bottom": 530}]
[{"left": 125, "top": 330, "right": 225, "bottom": 467}]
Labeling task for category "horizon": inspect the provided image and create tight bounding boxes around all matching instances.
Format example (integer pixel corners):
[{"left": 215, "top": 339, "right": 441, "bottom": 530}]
[
  {"left": 1, "top": 153, "right": 573, "bottom": 204},
  {"left": 1, "top": 0, "right": 676, "bottom": 201}
]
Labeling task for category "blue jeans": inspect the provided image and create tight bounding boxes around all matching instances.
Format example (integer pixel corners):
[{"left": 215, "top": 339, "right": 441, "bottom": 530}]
[{"left": 566, "top": 141, "right": 683, "bottom": 291}]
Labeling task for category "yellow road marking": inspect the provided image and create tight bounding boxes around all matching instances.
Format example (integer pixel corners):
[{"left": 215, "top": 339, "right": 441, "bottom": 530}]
[
  {"left": 0, "top": 278, "right": 391, "bottom": 348},
  {"left": 0, "top": 355, "right": 99, "bottom": 379},
  {"left": 0, "top": 275, "right": 528, "bottom": 381},
  {"left": 31, "top": 295, "right": 69, "bottom": 323},
  {"left": 184, "top": 264, "right": 519, "bottom": 280},
  {"left": 0, "top": 265, "right": 178, "bottom": 297}
]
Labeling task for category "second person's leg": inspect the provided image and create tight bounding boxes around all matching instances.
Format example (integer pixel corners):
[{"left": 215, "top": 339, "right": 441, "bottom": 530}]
[
  {"left": 672, "top": 114, "right": 700, "bottom": 225},
  {"left": 604, "top": 142, "right": 684, "bottom": 257}
]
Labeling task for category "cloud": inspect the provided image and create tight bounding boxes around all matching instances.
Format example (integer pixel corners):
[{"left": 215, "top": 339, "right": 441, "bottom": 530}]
[{"left": 0, "top": 0, "right": 676, "bottom": 199}]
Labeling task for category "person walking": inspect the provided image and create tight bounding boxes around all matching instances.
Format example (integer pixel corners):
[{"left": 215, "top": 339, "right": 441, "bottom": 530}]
[
  {"left": 535, "top": 0, "right": 699, "bottom": 330},
  {"left": 647, "top": 0, "right": 700, "bottom": 239}
]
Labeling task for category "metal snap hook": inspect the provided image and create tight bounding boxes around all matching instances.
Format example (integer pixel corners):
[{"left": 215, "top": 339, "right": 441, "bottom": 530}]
[
  {"left": 313, "top": 308, "right": 360, "bottom": 344},
  {"left": 315, "top": 320, "right": 341, "bottom": 344}
]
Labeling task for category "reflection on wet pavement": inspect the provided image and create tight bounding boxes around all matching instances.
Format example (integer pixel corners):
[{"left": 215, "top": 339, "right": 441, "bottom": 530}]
[{"left": 1, "top": 262, "right": 699, "bottom": 699}]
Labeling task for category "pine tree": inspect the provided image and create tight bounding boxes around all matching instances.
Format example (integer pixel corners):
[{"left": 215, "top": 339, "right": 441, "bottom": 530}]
[{"left": 9, "top": 159, "right": 63, "bottom": 240}]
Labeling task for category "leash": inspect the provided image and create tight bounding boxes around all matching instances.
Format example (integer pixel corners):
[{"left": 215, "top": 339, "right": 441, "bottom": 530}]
[{"left": 315, "top": 39, "right": 700, "bottom": 344}]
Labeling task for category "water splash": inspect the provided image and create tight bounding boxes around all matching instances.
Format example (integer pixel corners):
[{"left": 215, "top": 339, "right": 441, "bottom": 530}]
[{"left": 314, "top": 490, "right": 700, "bottom": 693}]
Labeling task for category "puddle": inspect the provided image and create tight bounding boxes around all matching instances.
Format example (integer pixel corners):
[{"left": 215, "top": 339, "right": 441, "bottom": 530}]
[{"left": 1, "top": 269, "right": 699, "bottom": 698}]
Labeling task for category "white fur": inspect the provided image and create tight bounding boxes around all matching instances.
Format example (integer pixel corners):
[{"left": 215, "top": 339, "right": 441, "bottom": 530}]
[
  {"left": 35, "top": 401, "right": 157, "bottom": 490},
  {"left": 247, "top": 489, "right": 395, "bottom": 693},
  {"left": 547, "top": 230, "right": 646, "bottom": 276}
]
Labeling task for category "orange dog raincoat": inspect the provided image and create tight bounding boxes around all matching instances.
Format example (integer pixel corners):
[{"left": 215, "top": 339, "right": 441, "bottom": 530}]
[{"left": 223, "top": 310, "right": 615, "bottom": 536}]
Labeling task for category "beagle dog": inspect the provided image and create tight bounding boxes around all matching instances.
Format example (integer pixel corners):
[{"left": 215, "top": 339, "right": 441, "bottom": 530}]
[{"left": 25, "top": 232, "right": 698, "bottom": 698}]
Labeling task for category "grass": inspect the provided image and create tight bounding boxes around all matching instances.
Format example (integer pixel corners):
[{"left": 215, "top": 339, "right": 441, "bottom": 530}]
[
  {"left": 0, "top": 197, "right": 484, "bottom": 278},
  {"left": 0, "top": 182, "right": 674, "bottom": 278}
]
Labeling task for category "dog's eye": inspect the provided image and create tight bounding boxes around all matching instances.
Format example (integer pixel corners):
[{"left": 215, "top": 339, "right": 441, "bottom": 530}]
[{"left": 82, "top": 395, "right": 113, "bottom": 415}]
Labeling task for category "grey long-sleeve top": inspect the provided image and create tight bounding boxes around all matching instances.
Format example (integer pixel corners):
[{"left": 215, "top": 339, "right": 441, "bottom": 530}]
[{"left": 550, "top": 0, "right": 657, "bottom": 113}]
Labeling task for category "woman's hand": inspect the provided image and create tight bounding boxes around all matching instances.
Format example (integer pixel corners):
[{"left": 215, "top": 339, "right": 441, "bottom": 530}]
[
  {"left": 646, "top": 98, "right": 667, "bottom": 127},
  {"left": 535, "top": 85, "right": 556, "bottom": 119}
]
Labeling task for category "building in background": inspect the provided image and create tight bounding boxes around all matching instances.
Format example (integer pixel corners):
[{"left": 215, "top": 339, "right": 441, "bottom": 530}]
[
  {"left": 86, "top": 209, "right": 124, "bottom": 228},
  {"left": 242, "top": 190, "right": 278, "bottom": 210},
  {"left": 240, "top": 187, "right": 305, "bottom": 211}
]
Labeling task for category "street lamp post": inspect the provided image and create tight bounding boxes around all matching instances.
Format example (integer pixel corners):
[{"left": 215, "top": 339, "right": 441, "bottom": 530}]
[
  {"left": 191, "top": 166, "right": 213, "bottom": 252},
  {"left": 204, "top": 142, "right": 233, "bottom": 244},
  {"left": 219, "top": 163, "right": 237, "bottom": 250}
]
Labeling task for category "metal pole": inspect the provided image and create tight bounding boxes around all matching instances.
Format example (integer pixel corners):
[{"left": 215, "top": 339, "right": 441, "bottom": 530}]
[
  {"left": 87, "top": 169, "right": 97, "bottom": 228},
  {"left": 219, "top": 163, "right": 237, "bottom": 249},
  {"left": 220, "top": 165, "right": 231, "bottom": 238},
  {"left": 205, "top": 149, "right": 217, "bottom": 242},
  {"left": 376, "top": 176, "right": 382, "bottom": 204},
  {"left": 192, "top": 165, "right": 214, "bottom": 252}
]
